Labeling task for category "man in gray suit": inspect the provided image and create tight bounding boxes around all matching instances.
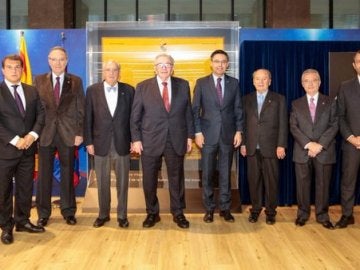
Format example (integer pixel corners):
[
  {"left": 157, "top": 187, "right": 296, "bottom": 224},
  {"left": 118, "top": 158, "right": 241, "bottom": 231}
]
[
  {"left": 131, "top": 53, "right": 194, "bottom": 229},
  {"left": 84, "top": 60, "right": 134, "bottom": 228},
  {"left": 336, "top": 50, "right": 360, "bottom": 228},
  {"left": 35, "top": 46, "right": 85, "bottom": 227},
  {"left": 192, "top": 49, "right": 243, "bottom": 223},
  {"left": 240, "top": 69, "right": 287, "bottom": 225},
  {"left": 290, "top": 69, "right": 338, "bottom": 230}
]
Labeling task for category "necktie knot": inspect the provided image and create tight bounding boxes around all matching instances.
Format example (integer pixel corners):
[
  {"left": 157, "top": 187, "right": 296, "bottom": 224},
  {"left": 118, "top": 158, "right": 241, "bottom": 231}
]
[
  {"left": 162, "top": 82, "right": 167, "bottom": 87},
  {"left": 12, "top": 84, "right": 18, "bottom": 90}
]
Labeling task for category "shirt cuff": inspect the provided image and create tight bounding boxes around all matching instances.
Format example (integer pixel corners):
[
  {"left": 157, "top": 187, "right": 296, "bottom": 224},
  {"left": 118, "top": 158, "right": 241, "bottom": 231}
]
[
  {"left": 29, "top": 131, "right": 39, "bottom": 141},
  {"left": 10, "top": 135, "right": 20, "bottom": 146}
]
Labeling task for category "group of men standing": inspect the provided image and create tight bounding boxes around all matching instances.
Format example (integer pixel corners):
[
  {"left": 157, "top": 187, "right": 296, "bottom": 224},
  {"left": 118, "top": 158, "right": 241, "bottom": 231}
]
[{"left": 0, "top": 48, "right": 359, "bottom": 245}]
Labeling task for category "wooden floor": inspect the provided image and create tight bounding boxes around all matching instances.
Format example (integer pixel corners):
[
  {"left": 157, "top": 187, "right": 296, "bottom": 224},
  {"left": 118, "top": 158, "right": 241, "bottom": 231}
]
[{"left": 1, "top": 201, "right": 360, "bottom": 270}]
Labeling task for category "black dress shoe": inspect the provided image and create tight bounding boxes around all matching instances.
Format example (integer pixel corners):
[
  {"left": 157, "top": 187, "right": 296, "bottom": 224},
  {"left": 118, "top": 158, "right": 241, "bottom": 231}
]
[
  {"left": 248, "top": 212, "right": 259, "bottom": 223},
  {"left": 37, "top": 218, "right": 49, "bottom": 227},
  {"left": 173, "top": 214, "right": 190, "bottom": 229},
  {"left": 143, "top": 214, "right": 160, "bottom": 228},
  {"left": 93, "top": 217, "right": 110, "bottom": 228},
  {"left": 65, "top": 216, "right": 77, "bottom": 225},
  {"left": 335, "top": 215, "right": 355, "bottom": 229},
  {"left": 1, "top": 230, "right": 13, "bottom": 245},
  {"left": 118, "top": 218, "right": 129, "bottom": 228},
  {"left": 203, "top": 211, "right": 214, "bottom": 223},
  {"left": 319, "top": 220, "right": 335, "bottom": 230},
  {"left": 220, "top": 210, "right": 235, "bottom": 222},
  {"left": 16, "top": 222, "right": 45, "bottom": 233},
  {"left": 266, "top": 215, "right": 276, "bottom": 225},
  {"left": 295, "top": 217, "right": 306, "bottom": 226}
]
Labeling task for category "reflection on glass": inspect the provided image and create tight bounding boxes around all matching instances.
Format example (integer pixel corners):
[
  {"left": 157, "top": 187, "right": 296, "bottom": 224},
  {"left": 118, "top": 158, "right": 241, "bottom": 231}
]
[
  {"left": 11, "top": 0, "right": 28, "bottom": 29},
  {"left": 139, "top": 0, "right": 167, "bottom": 21},
  {"left": 76, "top": 0, "right": 104, "bottom": 28},
  {"left": 333, "top": 0, "right": 360, "bottom": 28},
  {"left": 108, "top": 0, "right": 136, "bottom": 21},
  {"left": 310, "top": 0, "right": 329, "bottom": 28},
  {"left": 170, "top": 0, "right": 200, "bottom": 21},
  {"left": 234, "top": 0, "right": 263, "bottom": 27},
  {"left": 202, "top": 0, "right": 231, "bottom": 21}
]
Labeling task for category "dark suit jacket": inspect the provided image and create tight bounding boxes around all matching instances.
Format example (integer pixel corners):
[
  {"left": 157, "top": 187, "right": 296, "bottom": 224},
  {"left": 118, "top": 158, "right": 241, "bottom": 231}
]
[
  {"left": 0, "top": 81, "right": 44, "bottom": 159},
  {"left": 338, "top": 77, "right": 360, "bottom": 150},
  {"left": 34, "top": 72, "right": 85, "bottom": 147},
  {"left": 84, "top": 81, "right": 135, "bottom": 156},
  {"left": 131, "top": 76, "right": 194, "bottom": 156},
  {"left": 242, "top": 91, "right": 288, "bottom": 158},
  {"left": 192, "top": 74, "right": 243, "bottom": 145},
  {"left": 290, "top": 93, "right": 338, "bottom": 164}
]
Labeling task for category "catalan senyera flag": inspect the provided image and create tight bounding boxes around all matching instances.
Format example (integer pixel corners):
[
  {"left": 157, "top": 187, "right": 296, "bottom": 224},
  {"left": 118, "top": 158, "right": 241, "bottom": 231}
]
[{"left": 19, "top": 33, "right": 33, "bottom": 85}]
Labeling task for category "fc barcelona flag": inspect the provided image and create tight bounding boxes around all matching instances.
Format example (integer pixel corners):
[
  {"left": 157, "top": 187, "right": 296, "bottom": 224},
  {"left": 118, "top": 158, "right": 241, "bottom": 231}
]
[{"left": 19, "top": 31, "right": 33, "bottom": 85}]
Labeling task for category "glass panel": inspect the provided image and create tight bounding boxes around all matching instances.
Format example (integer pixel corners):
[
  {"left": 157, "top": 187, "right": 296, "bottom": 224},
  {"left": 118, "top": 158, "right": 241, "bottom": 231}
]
[
  {"left": 234, "top": 0, "right": 263, "bottom": 27},
  {"left": 170, "top": 0, "right": 200, "bottom": 21},
  {"left": 107, "top": 0, "right": 136, "bottom": 21},
  {"left": 0, "top": 0, "right": 5, "bottom": 28},
  {"left": 333, "top": 0, "right": 360, "bottom": 28},
  {"left": 139, "top": 0, "right": 167, "bottom": 21},
  {"left": 76, "top": 0, "right": 104, "bottom": 28},
  {"left": 310, "top": 0, "right": 329, "bottom": 28},
  {"left": 202, "top": 0, "right": 231, "bottom": 21},
  {"left": 11, "top": 0, "right": 28, "bottom": 29}
]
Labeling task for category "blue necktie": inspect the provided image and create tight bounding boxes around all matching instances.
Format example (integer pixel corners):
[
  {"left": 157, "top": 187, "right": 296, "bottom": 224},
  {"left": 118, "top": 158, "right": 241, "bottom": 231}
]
[
  {"left": 107, "top": 86, "right": 116, "bottom": 92},
  {"left": 258, "top": 94, "right": 264, "bottom": 115}
]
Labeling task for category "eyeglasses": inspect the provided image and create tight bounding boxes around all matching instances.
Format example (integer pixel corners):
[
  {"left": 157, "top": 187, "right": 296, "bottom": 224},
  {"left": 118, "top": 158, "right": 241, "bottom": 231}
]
[
  {"left": 104, "top": 68, "right": 119, "bottom": 73},
  {"left": 212, "top": 60, "right": 228, "bottom": 65},
  {"left": 156, "top": 63, "right": 173, "bottom": 69},
  {"left": 48, "top": 57, "right": 67, "bottom": 63},
  {"left": 5, "top": 65, "right": 22, "bottom": 71},
  {"left": 302, "top": 79, "right": 319, "bottom": 84}
]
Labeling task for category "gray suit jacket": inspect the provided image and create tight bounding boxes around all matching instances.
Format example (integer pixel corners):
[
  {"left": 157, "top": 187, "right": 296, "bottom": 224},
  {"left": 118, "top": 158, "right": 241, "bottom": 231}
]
[
  {"left": 192, "top": 74, "right": 243, "bottom": 145},
  {"left": 338, "top": 77, "right": 360, "bottom": 150},
  {"left": 84, "top": 81, "right": 134, "bottom": 156},
  {"left": 290, "top": 93, "right": 338, "bottom": 164},
  {"left": 131, "top": 76, "right": 194, "bottom": 156},
  {"left": 34, "top": 72, "right": 85, "bottom": 147},
  {"left": 242, "top": 91, "right": 288, "bottom": 158}
]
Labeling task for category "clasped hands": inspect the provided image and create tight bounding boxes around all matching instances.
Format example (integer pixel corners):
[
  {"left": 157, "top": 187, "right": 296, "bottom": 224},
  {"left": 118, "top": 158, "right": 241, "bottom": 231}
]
[
  {"left": 16, "top": 134, "right": 35, "bottom": 150},
  {"left": 307, "top": 141, "right": 323, "bottom": 158}
]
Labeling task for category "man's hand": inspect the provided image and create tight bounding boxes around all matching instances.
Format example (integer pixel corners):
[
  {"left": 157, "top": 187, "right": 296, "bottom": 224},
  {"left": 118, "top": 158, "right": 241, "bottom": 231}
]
[
  {"left": 16, "top": 138, "right": 26, "bottom": 150},
  {"left": 233, "top": 132, "right": 242, "bottom": 148},
  {"left": 74, "top": 136, "right": 83, "bottom": 146},
  {"left": 187, "top": 138, "right": 192, "bottom": 153},
  {"left": 132, "top": 141, "right": 143, "bottom": 155},
  {"left": 276, "top": 147, "right": 286, "bottom": 159},
  {"left": 86, "top": 145, "right": 95, "bottom": 156},
  {"left": 240, "top": 145, "right": 247, "bottom": 157},
  {"left": 195, "top": 133, "right": 204, "bottom": 148},
  {"left": 307, "top": 142, "right": 323, "bottom": 157},
  {"left": 23, "top": 134, "right": 35, "bottom": 149}
]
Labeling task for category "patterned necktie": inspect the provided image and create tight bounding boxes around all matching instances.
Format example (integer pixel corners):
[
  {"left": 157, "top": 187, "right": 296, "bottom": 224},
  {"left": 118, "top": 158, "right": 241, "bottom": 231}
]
[
  {"left": 162, "top": 82, "right": 170, "bottom": 112},
  {"left": 309, "top": 97, "right": 316, "bottom": 122},
  {"left": 54, "top": 76, "right": 60, "bottom": 105},
  {"left": 216, "top": 77, "right": 223, "bottom": 104},
  {"left": 107, "top": 86, "right": 116, "bottom": 92},
  {"left": 12, "top": 85, "right": 25, "bottom": 117}
]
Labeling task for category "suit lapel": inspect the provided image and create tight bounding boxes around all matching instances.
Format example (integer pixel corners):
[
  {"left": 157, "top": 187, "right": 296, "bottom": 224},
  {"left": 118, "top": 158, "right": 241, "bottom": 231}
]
[
  {"left": 98, "top": 83, "right": 113, "bottom": 118},
  {"left": 207, "top": 75, "right": 221, "bottom": 107},
  {"left": 314, "top": 94, "right": 326, "bottom": 124},
  {"left": 1, "top": 82, "right": 22, "bottom": 117},
  {"left": 60, "top": 73, "right": 72, "bottom": 105},
  {"left": 43, "top": 73, "right": 57, "bottom": 107},
  {"left": 300, "top": 95, "right": 313, "bottom": 124}
]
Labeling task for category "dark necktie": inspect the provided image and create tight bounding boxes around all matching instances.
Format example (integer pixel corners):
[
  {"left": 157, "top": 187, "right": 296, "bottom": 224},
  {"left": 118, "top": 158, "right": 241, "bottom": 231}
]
[
  {"left": 216, "top": 77, "right": 223, "bottom": 104},
  {"left": 54, "top": 76, "right": 60, "bottom": 105},
  {"left": 12, "top": 85, "right": 25, "bottom": 117},
  {"left": 309, "top": 97, "right": 316, "bottom": 122},
  {"left": 162, "top": 82, "right": 170, "bottom": 112}
]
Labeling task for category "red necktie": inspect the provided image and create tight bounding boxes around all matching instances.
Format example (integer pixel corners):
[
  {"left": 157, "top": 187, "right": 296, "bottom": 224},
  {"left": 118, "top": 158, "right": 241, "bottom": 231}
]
[
  {"left": 162, "top": 82, "right": 170, "bottom": 112},
  {"left": 54, "top": 76, "right": 60, "bottom": 105},
  {"left": 309, "top": 97, "right": 316, "bottom": 122},
  {"left": 216, "top": 77, "right": 223, "bottom": 104}
]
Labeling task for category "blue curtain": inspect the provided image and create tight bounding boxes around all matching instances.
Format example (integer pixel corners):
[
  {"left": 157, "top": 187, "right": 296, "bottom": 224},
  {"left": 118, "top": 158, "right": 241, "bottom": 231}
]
[{"left": 238, "top": 40, "right": 360, "bottom": 206}]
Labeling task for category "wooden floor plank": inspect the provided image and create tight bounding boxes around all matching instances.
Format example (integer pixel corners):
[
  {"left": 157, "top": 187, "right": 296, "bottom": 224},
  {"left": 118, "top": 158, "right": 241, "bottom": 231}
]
[{"left": 1, "top": 201, "right": 360, "bottom": 270}]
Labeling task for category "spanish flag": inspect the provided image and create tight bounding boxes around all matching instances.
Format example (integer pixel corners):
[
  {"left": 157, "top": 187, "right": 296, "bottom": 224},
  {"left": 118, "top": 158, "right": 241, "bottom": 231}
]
[{"left": 19, "top": 32, "right": 32, "bottom": 85}]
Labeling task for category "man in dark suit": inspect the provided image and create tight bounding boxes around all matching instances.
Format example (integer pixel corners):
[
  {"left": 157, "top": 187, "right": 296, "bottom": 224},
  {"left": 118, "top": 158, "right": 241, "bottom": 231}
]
[
  {"left": 35, "top": 46, "right": 85, "bottom": 226},
  {"left": 240, "top": 69, "right": 287, "bottom": 225},
  {"left": 290, "top": 69, "right": 338, "bottom": 230},
  {"left": 192, "top": 49, "right": 243, "bottom": 223},
  {"left": 131, "top": 53, "right": 194, "bottom": 229},
  {"left": 84, "top": 60, "right": 134, "bottom": 228},
  {"left": 0, "top": 54, "right": 45, "bottom": 245},
  {"left": 336, "top": 50, "right": 360, "bottom": 228}
]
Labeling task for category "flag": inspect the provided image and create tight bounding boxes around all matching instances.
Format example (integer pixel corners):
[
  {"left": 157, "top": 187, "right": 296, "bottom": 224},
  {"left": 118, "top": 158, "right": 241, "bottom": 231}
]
[{"left": 19, "top": 32, "right": 32, "bottom": 85}]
